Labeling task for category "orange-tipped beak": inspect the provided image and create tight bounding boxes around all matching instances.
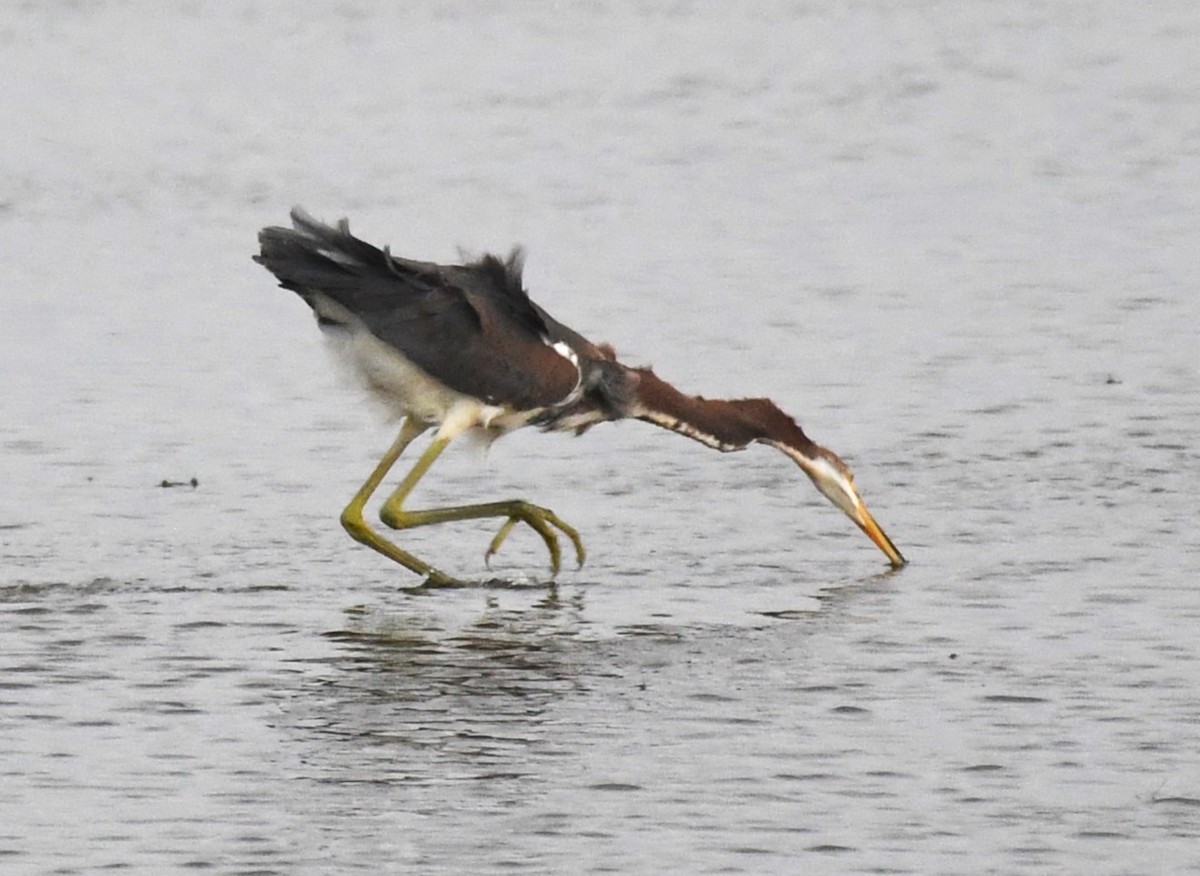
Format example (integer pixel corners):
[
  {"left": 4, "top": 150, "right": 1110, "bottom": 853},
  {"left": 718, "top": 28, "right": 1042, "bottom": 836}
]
[
  {"left": 854, "top": 504, "right": 906, "bottom": 568},
  {"left": 773, "top": 440, "right": 908, "bottom": 568}
]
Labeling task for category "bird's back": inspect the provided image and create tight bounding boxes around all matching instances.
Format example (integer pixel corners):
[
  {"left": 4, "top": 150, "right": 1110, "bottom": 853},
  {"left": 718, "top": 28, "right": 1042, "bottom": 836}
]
[{"left": 255, "top": 208, "right": 598, "bottom": 420}]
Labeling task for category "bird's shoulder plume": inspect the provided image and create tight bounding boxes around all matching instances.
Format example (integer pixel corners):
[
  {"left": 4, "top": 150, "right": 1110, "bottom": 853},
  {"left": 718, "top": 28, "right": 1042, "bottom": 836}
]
[{"left": 454, "top": 247, "right": 551, "bottom": 340}]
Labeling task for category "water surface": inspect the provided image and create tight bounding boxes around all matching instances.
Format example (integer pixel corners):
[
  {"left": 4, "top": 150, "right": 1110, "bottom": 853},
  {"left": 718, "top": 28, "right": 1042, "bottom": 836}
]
[{"left": 3, "top": 2, "right": 1199, "bottom": 873}]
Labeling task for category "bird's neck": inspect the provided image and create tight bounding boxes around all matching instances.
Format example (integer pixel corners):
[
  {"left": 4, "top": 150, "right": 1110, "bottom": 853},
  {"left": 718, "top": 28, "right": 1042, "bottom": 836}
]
[{"left": 629, "top": 367, "right": 818, "bottom": 456}]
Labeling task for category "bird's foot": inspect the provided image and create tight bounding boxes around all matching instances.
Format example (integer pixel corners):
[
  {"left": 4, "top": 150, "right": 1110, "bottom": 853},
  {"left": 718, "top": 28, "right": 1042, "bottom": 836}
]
[
  {"left": 418, "top": 567, "right": 466, "bottom": 589},
  {"left": 484, "top": 501, "right": 586, "bottom": 575}
]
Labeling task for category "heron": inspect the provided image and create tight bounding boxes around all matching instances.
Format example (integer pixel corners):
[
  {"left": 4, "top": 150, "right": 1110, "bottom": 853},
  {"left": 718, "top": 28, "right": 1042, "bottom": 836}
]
[{"left": 254, "top": 208, "right": 906, "bottom": 586}]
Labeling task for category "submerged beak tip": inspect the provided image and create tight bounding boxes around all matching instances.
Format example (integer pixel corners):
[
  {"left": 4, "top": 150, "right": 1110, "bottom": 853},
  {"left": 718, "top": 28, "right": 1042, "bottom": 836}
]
[{"left": 796, "top": 451, "right": 906, "bottom": 568}]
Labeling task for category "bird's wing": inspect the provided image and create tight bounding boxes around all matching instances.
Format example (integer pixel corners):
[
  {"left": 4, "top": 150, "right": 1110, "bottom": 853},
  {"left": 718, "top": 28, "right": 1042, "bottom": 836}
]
[{"left": 256, "top": 208, "right": 580, "bottom": 411}]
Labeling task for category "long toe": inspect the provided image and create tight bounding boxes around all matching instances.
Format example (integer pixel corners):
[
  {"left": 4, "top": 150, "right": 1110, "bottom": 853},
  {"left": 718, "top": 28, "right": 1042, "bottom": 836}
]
[
  {"left": 481, "top": 501, "right": 583, "bottom": 577},
  {"left": 541, "top": 510, "right": 586, "bottom": 569},
  {"left": 522, "top": 513, "right": 563, "bottom": 575},
  {"left": 484, "top": 517, "right": 521, "bottom": 568}
]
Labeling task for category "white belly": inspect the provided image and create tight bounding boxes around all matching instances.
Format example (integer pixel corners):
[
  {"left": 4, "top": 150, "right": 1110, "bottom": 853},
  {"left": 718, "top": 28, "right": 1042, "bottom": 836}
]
[{"left": 316, "top": 306, "right": 536, "bottom": 440}]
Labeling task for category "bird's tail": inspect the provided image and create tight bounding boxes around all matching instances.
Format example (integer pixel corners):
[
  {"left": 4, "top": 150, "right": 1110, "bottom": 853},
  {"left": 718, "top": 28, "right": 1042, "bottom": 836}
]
[{"left": 254, "top": 207, "right": 392, "bottom": 296}]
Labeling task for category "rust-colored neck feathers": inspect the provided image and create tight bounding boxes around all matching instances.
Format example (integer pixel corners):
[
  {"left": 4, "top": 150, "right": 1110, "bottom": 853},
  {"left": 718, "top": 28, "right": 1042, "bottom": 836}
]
[{"left": 630, "top": 367, "right": 818, "bottom": 457}]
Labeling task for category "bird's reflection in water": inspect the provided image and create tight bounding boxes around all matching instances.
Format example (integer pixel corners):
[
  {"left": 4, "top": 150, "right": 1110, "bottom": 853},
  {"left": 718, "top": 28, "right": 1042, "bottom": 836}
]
[
  {"left": 812, "top": 564, "right": 908, "bottom": 607},
  {"left": 289, "top": 587, "right": 593, "bottom": 784},
  {"left": 283, "top": 568, "right": 893, "bottom": 786}
]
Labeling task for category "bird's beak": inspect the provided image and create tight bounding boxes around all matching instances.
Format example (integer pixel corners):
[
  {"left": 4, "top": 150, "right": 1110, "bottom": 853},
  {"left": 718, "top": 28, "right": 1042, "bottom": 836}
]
[
  {"left": 785, "top": 446, "right": 907, "bottom": 568},
  {"left": 850, "top": 502, "right": 906, "bottom": 568}
]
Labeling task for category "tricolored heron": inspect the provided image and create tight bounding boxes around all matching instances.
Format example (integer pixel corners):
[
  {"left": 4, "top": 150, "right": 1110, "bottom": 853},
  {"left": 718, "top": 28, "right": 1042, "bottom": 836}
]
[{"left": 255, "top": 208, "right": 905, "bottom": 586}]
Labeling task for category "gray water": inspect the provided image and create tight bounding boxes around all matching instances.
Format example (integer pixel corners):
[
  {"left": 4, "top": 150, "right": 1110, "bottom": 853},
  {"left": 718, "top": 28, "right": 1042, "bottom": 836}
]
[{"left": 3, "top": 2, "right": 1200, "bottom": 873}]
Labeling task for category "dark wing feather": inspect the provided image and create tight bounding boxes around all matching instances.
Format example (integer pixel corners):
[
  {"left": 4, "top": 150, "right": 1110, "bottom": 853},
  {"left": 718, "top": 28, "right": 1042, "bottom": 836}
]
[
  {"left": 449, "top": 248, "right": 549, "bottom": 339},
  {"left": 255, "top": 208, "right": 579, "bottom": 410}
]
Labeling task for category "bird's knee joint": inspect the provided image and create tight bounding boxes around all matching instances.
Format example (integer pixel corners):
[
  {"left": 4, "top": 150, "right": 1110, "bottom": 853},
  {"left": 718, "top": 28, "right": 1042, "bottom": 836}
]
[
  {"left": 340, "top": 509, "right": 369, "bottom": 541},
  {"left": 379, "top": 504, "right": 403, "bottom": 530}
]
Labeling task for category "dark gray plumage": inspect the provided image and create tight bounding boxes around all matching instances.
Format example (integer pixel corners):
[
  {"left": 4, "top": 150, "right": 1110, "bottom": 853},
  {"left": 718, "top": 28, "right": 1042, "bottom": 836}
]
[
  {"left": 255, "top": 208, "right": 585, "bottom": 413},
  {"left": 253, "top": 207, "right": 906, "bottom": 584}
]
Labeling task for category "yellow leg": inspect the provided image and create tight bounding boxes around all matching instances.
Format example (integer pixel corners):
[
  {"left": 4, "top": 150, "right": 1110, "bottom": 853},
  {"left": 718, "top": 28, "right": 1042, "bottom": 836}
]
[
  {"left": 340, "top": 416, "right": 586, "bottom": 586},
  {"left": 377, "top": 436, "right": 586, "bottom": 579},
  {"left": 339, "top": 417, "right": 459, "bottom": 587}
]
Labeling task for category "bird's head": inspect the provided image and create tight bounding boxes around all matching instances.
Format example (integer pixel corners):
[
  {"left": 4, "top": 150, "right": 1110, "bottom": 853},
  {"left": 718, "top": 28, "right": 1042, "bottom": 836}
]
[
  {"left": 780, "top": 442, "right": 906, "bottom": 568},
  {"left": 627, "top": 372, "right": 906, "bottom": 567}
]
